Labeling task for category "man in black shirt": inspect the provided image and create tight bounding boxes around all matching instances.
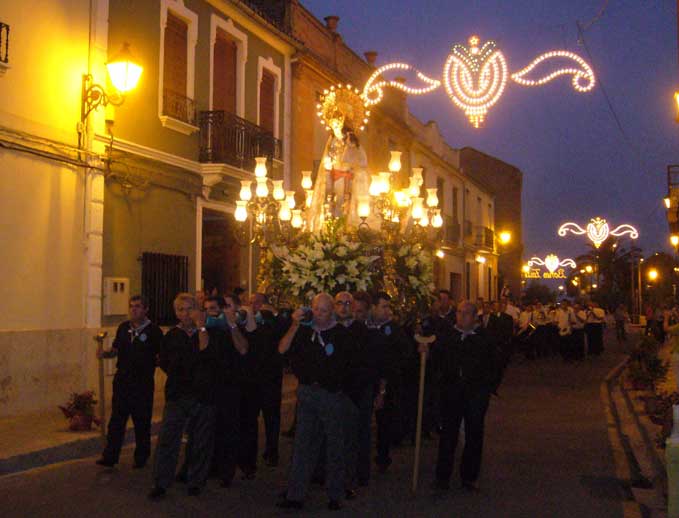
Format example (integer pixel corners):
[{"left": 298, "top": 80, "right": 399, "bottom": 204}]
[
  {"left": 369, "top": 292, "right": 409, "bottom": 473},
  {"left": 277, "top": 293, "right": 355, "bottom": 511},
  {"left": 96, "top": 295, "right": 162, "bottom": 469},
  {"left": 238, "top": 293, "right": 284, "bottom": 476},
  {"left": 485, "top": 300, "right": 515, "bottom": 367},
  {"left": 337, "top": 291, "right": 385, "bottom": 491},
  {"left": 149, "top": 293, "right": 243, "bottom": 499},
  {"left": 421, "top": 301, "right": 501, "bottom": 492}
]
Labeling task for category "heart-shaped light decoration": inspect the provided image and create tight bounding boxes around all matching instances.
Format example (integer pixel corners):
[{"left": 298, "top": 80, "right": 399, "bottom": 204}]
[
  {"left": 544, "top": 254, "right": 560, "bottom": 273},
  {"left": 442, "top": 36, "right": 508, "bottom": 128},
  {"left": 586, "top": 217, "right": 610, "bottom": 248}
]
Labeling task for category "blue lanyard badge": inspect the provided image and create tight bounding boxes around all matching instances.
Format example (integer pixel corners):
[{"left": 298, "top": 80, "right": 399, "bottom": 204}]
[{"left": 312, "top": 330, "right": 334, "bottom": 356}]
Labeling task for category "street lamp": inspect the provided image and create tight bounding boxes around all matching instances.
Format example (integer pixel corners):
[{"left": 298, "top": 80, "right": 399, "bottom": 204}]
[
  {"left": 498, "top": 230, "right": 512, "bottom": 245},
  {"left": 648, "top": 268, "right": 659, "bottom": 281},
  {"left": 81, "top": 42, "right": 143, "bottom": 124},
  {"left": 672, "top": 234, "right": 679, "bottom": 248},
  {"left": 585, "top": 265, "right": 593, "bottom": 274},
  {"left": 665, "top": 196, "right": 672, "bottom": 209},
  {"left": 674, "top": 91, "right": 679, "bottom": 123}
]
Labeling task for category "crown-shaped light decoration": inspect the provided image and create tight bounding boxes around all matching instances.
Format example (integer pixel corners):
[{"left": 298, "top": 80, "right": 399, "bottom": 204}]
[{"left": 558, "top": 217, "right": 639, "bottom": 248}]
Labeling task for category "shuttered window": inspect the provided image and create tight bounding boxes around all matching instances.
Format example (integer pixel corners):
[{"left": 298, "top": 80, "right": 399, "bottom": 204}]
[
  {"left": 213, "top": 30, "right": 237, "bottom": 113},
  {"left": 141, "top": 252, "right": 189, "bottom": 326},
  {"left": 164, "top": 12, "right": 187, "bottom": 96},
  {"left": 259, "top": 69, "right": 276, "bottom": 134}
]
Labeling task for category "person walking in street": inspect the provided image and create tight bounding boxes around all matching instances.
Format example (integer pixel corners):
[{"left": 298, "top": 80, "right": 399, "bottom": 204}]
[
  {"left": 96, "top": 295, "right": 163, "bottom": 469},
  {"left": 585, "top": 302, "right": 606, "bottom": 356},
  {"left": 149, "top": 293, "right": 234, "bottom": 500},
  {"left": 276, "top": 293, "right": 356, "bottom": 511},
  {"left": 420, "top": 301, "right": 501, "bottom": 492},
  {"left": 614, "top": 304, "right": 628, "bottom": 344}
]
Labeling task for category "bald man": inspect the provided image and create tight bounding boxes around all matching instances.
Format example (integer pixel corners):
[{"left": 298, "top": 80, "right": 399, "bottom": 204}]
[
  {"left": 420, "top": 301, "right": 501, "bottom": 493},
  {"left": 277, "top": 293, "right": 357, "bottom": 511}
]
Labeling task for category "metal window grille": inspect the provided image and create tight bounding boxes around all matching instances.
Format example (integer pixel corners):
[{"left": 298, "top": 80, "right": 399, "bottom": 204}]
[{"left": 141, "top": 252, "right": 189, "bottom": 326}]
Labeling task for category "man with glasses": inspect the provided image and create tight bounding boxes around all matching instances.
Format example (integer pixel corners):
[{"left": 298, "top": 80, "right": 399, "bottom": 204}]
[
  {"left": 419, "top": 301, "right": 501, "bottom": 493},
  {"left": 96, "top": 295, "right": 163, "bottom": 469}
]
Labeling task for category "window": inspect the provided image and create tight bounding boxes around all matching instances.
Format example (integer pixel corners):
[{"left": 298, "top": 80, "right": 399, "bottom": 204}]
[
  {"left": 209, "top": 15, "right": 247, "bottom": 116},
  {"left": 436, "top": 177, "right": 445, "bottom": 213},
  {"left": 259, "top": 70, "right": 276, "bottom": 133},
  {"left": 142, "top": 252, "right": 188, "bottom": 326},
  {"left": 452, "top": 187, "right": 459, "bottom": 222},
  {"left": 159, "top": 0, "right": 198, "bottom": 134},
  {"left": 257, "top": 56, "right": 281, "bottom": 138}
]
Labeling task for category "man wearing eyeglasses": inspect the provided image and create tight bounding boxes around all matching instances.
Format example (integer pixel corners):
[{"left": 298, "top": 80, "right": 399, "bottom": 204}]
[
  {"left": 96, "top": 295, "right": 163, "bottom": 469},
  {"left": 335, "top": 291, "right": 385, "bottom": 492}
]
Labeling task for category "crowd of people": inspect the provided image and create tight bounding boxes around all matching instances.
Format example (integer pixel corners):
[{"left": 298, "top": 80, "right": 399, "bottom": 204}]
[{"left": 95, "top": 288, "right": 617, "bottom": 510}]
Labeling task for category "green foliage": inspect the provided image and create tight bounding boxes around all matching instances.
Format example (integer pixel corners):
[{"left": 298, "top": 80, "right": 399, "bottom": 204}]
[{"left": 522, "top": 281, "right": 556, "bottom": 305}]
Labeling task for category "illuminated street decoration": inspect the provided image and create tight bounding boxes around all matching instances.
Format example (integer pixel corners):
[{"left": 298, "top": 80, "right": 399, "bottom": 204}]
[
  {"left": 361, "top": 36, "right": 595, "bottom": 128},
  {"left": 558, "top": 217, "right": 639, "bottom": 248},
  {"left": 524, "top": 254, "right": 575, "bottom": 279},
  {"left": 316, "top": 84, "right": 371, "bottom": 135}
]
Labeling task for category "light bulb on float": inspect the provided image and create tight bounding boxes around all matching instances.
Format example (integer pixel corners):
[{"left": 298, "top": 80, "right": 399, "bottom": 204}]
[
  {"left": 388, "top": 151, "right": 402, "bottom": 173},
  {"left": 285, "top": 191, "right": 296, "bottom": 209},
  {"left": 278, "top": 204, "right": 291, "bottom": 222},
  {"left": 357, "top": 195, "right": 371, "bottom": 218},
  {"left": 239, "top": 180, "right": 252, "bottom": 201},
  {"left": 394, "top": 190, "right": 410, "bottom": 208},
  {"left": 234, "top": 201, "right": 248, "bottom": 222},
  {"left": 431, "top": 209, "right": 443, "bottom": 228},
  {"left": 291, "top": 209, "right": 303, "bottom": 229},
  {"left": 272, "top": 180, "right": 285, "bottom": 201},
  {"left": 411, "top": 167, "right": 423, "bottom": 187},
  {"left": 254, "top": 157, "right": 268, "bottom": 178},
  {"left": 369, "top": 175, "right": 382, "bottom": 197},
  {"left": 255, "top": 177, "right": 269, "bottom": 198},
  {"left": 411, "top": 197, "right": 424, "bottom": 220},
  {"left": 379, "top": 172, "right": 391, "bottom": 194},
  {"left": 323, "top": 156, "right": 333, "bottom": 171},
  {"left": 419, "top": 213, "right": 430, "bottom": 227},
  {"left": 426, "top": 188, "right": 439, "bottom": 207},
  {"left": 408, "top": 177, "right": 420, "bottom": 197},
  {"left": 301, "top": 171, "right": 313, "bottom": 190}
]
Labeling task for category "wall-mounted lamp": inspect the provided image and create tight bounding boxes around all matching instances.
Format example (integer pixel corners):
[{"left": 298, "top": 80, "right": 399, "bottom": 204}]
[{"left": 81, "top": 42, "right": 142, "bottom": 124}]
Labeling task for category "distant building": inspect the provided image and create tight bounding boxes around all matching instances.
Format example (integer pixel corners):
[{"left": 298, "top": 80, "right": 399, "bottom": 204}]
[{"left": 456, "top": 148, "right": 524, "bottom": 300}]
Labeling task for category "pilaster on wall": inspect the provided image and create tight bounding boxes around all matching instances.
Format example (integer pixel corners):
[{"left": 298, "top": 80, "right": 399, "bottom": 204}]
[{"left": 85, "top": 161, "right": 105, "bottom": 328}]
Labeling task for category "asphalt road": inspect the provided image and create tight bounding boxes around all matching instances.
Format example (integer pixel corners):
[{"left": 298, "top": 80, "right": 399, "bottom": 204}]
[{"left": 0, "top": 332, "right": 627, "bottom": 517}]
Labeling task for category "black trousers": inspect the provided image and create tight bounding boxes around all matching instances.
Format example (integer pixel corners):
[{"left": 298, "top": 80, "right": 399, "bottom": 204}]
[
  {"left": 375, "top": 384, "right": 400, "bottom": 467},
  {"left": 571, "top": 328, "right": 585, "bottom": 360},
  {"left": 213, "top": 386, "right": 241, "bottom": 483},
  {"left": 102, "top": 378, "right": 153, "bottom": 465},
  {"left": 585, "top": 323, "right": 604, "bottom": 355},
  {"left": 238, "top": 378, "right": 282, "bottom": 471},
  {"left": 436, "top": 386, "right": 490, "bottom": 484},
  {"left": 152, "top": 398, "right": 215, "bottom": 489}
]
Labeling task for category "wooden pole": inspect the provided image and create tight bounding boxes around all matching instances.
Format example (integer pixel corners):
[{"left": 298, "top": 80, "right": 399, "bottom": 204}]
[
  {"left": 411, "top": 349, "right": 428, "bottom": 493},
  {"left": 95, "top": 332, "right": 108, "bottom": 439}
]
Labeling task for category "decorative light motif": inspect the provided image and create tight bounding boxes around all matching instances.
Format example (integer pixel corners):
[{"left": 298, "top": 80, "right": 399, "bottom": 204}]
[
  {"left": 558, "top": 217, "right": 639, "bottom": 248},
  {"left": 360, "top": 35, "right": 595, "bottom": 128},
  {"left": 510, "top": 51, "right": 595, "bottom": 92},
  {"left": 528, "top": 254, "right": 576, "bottom": 274},
  {"left": 316, "top": 84, "right": 371, "bottom": 135}
]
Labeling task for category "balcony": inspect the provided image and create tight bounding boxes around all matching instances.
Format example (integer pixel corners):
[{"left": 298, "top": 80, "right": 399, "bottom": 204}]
[
  {"left": 241, "top": 0, "right": 292, "bottom": 36},
  {"left": 475, "top": 226, "right": 495, "bottom": 250},
  {"left": 199, "top": 110, "right": 282, "bottom": 171},
  {"left": 463, "top": 220, "right": 473, "bottom": 238},
  {"left": 444, "top": 218, "right": 460, "bottom": 244},
  {"left": 161, "top": 88, "right": 197, "bottom": 132}
]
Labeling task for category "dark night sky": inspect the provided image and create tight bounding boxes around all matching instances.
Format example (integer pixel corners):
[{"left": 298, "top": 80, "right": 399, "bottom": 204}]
[{"left": 302, "top": 0, "right": 677, "bottom": 264}]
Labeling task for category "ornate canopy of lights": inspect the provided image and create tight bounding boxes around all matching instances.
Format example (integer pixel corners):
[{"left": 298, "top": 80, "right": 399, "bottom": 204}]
[
  {"left": 233, "top": 152, "right": 443, "bottom": 248},
  {"left": 362, "top": 35, "right": 595, "bottom": 128},
  {"left": 558, "top": 217, "right": 639, "bottom": 249}
]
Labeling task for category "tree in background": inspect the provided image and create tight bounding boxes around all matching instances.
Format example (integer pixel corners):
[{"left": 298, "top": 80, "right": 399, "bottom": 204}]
[{"left": 523, "top": 281, "right": 556, "bottom": 305}]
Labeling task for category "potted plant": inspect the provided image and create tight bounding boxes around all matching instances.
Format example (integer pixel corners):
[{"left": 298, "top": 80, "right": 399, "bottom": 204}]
[{"left": 59, "top": 391, "right": 101, "bottom": 431}]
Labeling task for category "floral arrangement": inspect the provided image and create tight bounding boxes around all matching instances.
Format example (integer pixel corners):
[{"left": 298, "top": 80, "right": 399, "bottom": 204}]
[
  {"left": 260, "top": 221, "right": 379, "bottom": 304},
  {"left": 258, "top": 219, "right": 435, "bottom": 317},
  {"left": 59, "top": 390, "right": 101, "bottom": 431}
]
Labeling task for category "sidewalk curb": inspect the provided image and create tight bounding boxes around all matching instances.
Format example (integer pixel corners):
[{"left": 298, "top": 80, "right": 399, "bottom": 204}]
[
  {"left": 0, "top": 385, "right": 299, "bottom": 478},
  {"left": 601, "top": 356, "right": 646, "bottom": 518}
]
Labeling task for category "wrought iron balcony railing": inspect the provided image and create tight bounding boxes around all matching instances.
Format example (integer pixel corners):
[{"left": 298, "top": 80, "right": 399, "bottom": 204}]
[
  {"left": 162, "top": 88, "right": 197, "bottom": 126},
  {"left": 445, "top": 219, "right": 460, "bottom": 244},
  {"left": 463, "top": 220, "right": 473, "bottom": 238},
  {"left": 199, "top": 110, "right": 282, "bottom": 170},
  {"left": 240, "top": 0, "right": 292, "bottom": 36},
  {"left": 474, "top": 226, "right": 495, "bottom": 250},
  {"left": 0, "top": 22, "right": 9, "bottom": 64}
]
